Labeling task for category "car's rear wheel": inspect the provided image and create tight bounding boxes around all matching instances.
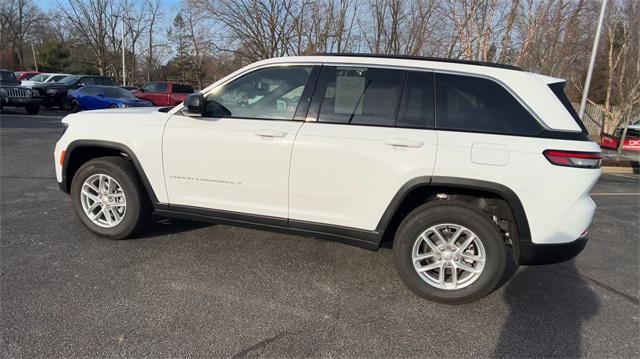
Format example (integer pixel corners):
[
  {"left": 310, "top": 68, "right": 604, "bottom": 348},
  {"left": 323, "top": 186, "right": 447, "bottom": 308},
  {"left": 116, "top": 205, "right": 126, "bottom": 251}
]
[
  {"left": 393, "top": 201, "right": 506, "bottom": 304},
  {"left": 70, "top": 157, "right": 151, "bottom": 239},
  {"left": 25, "top": 104, "right": 40, "bottom": 115},
  {"left": 70, "top": 99, "right": 80, "bottom": 113}
]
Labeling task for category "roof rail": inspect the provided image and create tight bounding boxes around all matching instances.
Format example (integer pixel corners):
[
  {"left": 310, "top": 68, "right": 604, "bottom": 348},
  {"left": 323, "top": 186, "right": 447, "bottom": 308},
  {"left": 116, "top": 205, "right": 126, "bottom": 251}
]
[{"left": 315, "top": 53, "right": 523, "bottom": 71}]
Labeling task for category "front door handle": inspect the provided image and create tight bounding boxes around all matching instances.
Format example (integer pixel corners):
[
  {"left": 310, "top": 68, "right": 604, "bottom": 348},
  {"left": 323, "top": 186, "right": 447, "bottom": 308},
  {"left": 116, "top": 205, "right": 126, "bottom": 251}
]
[
  {"left": 384, "top": 138, "right": 424, "bottom": 148},
  {"left": 254, "top": 130, "right": 287, "bottom": 138}
]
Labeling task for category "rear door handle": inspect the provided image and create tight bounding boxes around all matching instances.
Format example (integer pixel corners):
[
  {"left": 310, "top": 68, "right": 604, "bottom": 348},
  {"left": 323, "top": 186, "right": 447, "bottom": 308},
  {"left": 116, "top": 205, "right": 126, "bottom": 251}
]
[
  {"left": 384, "top": 138, "right": 424, "bottom": 148},
  {"left": 254, "top": 130, "right": 287, "bottom": 138}
]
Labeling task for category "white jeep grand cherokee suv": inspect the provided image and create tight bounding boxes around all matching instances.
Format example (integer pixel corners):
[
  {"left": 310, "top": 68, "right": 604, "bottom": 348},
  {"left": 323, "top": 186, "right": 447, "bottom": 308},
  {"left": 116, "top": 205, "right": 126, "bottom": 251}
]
[{"left": 54, "top": 55, "right": 601, "bottom": 304}]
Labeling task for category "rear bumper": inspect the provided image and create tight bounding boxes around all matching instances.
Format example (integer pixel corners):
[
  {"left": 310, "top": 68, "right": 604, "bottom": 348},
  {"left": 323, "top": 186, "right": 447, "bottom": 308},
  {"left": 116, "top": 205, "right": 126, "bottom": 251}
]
[{"left": 516, "top": 233, "right": 588, "bottom": 265}]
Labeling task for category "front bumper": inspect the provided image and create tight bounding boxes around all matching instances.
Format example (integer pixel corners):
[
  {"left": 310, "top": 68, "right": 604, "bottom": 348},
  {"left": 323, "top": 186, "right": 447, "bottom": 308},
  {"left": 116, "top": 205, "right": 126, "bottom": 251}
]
[
  {"left": 1, "top": 96, "right": 42, "bottom": 106},
  {"left": 516, "top": 233, "right": 588, "bottom": 265}
]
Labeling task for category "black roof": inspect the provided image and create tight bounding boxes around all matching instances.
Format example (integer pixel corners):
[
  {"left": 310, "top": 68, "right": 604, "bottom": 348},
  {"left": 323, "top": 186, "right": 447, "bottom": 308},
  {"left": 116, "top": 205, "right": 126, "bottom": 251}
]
[{"left": 316, "top": 53, "right": 523, "bottom": 71}]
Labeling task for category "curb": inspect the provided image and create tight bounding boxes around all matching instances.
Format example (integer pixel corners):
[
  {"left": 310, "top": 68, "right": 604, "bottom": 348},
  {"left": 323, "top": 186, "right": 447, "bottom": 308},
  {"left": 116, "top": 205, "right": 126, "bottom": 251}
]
[{"left": 602, "top": 166, "right": 638, "bottom": 174}]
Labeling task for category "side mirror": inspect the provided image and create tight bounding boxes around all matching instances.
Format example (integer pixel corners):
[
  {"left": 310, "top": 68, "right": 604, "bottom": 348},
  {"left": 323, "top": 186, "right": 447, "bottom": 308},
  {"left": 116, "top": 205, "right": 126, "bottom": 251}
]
[
  {"left": 97, "top": 94, "right": 104, "bottom": 98},
  {"left": 183, "top": 93, "right": 204, "bottom": 116},
  {"left": 204, "top": 99, "right": 232, "bottom": 118}
]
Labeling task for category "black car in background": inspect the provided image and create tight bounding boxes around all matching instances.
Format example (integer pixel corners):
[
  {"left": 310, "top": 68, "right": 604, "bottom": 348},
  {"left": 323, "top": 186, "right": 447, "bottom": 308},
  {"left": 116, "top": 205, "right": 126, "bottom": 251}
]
[
  {"left": 33, "top": 75, "right": 117, "bottom": 108},
  {"left": 0, "top": 69, "right": 41, "bottom": 115}
]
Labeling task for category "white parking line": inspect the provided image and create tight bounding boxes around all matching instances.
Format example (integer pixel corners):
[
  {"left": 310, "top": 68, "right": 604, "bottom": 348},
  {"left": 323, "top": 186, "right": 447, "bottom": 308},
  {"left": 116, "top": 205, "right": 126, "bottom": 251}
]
[
  {"left": 0, "top": 114, "right": 64, "bottom": 119},
  {"left": 591, "top": 193, "right": 640, "bottom": 196},
  {"left": 612, "top": 173, "right": 640, "bottom": 180}
]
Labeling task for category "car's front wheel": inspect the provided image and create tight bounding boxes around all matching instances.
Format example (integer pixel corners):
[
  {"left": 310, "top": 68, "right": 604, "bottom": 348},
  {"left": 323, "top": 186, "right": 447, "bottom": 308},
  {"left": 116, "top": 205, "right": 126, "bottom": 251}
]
[
  {"left": 70, "top": 157, "right": 151, "bottom": 239},
  {"left": 393, "top": 201, "right": 506, "bottom": 304},
  {"left": 25, "top": 104, "right": 40, "bottom": 115}
]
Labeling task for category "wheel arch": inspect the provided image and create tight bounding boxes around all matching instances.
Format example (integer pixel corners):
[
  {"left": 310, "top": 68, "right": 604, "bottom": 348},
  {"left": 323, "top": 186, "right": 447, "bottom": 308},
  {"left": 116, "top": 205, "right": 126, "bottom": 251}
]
[
  {"left": 61, "top": 140, "right": 161, "bottom": 206},
  {"left": 376, "top": 176, "right": 531, "bottom": 261}
]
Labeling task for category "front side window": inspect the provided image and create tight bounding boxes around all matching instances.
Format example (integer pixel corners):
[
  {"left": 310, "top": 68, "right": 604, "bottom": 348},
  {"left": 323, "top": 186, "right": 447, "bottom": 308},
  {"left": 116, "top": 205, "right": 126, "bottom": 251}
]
[
  {"left": 80, "top": 77, "right": 96, "bottom": 85},
  {"left": 50, "top": 75, "right": 67, "bottom": 82},
  {"left": 1, "top": 71, "right": 18, "bottom": 81},
  {"left": 155, "top": 83, "right": 168, "bottom": 93},
  {"left": 435, "top": 73, "right": 542, "bottom": 135},
  {"left": 80, "top": 86, "right": 99, "bottom": 96},
  {"left": 29, "top": 74, "right": 49, "bottom": 82},
  {"left": 142, "top": 83, "right": 157, "bottom": 92},
  {"left": 60, "top": 75, "right": 79, "bottom": 84},
  {"left": 205, "top": 66, "right": 312, "bottom": 120},
  {"left": 103, "top": 87, "right": 135, "bottom": 98},
  {"left": 316, "top": 66, "right": 404, "bottom": 126}
]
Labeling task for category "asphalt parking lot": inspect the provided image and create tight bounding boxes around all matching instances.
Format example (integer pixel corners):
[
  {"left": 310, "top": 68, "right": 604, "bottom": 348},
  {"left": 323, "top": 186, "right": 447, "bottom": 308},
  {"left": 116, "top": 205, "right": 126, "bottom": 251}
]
[{"left": 1, "top": 109, "right": 639, "bottom": 358}]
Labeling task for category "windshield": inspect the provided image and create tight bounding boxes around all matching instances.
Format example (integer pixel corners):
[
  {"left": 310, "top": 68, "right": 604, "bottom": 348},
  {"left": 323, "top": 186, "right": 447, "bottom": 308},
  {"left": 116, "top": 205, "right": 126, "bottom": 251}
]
[
  {"left": 29, "top": 74, "right": 50, "bottom": 82},
  {"left": 102, "top": 87, "right": 135, "bottom": 98},
  {"left": 59, "top": 75, "right": 79, "bottom": 84},
  {"left": 1, "top": 71, "right": 18, "bottom": 82}
]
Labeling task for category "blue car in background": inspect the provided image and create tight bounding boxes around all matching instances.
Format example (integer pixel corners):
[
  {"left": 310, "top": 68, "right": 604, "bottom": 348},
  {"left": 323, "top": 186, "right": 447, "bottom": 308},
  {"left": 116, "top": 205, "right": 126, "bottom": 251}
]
[{"left": 68, "top": 85, "right": 153, "bottom": 112}]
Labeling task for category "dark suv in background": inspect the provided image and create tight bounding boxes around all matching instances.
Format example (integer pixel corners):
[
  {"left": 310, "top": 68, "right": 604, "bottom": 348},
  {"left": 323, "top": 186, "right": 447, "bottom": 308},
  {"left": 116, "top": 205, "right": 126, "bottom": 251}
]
[
  {"left": 0, "top": 69, "right": 41, "bottom": 115},
  {"left": 33, "top": 75, "right": 116, "bottom": 108}
]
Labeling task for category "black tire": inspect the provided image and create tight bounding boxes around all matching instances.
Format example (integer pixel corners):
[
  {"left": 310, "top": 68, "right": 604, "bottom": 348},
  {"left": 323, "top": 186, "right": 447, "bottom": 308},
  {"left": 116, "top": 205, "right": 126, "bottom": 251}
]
[
  {"left": 25, "top": 104, "right": 40, "bottom": 115},
  {"left": 109, "top": 104, "right": 118, "bottom": 108},
  {"left": 70, "top": 99, "right": 80, "bottom": 113},
  {"left": 70, "top": 157, "right": 151, "bottom": 239},
  {"left": 393, "top": 201, "right": 506, "bottom": 304}
]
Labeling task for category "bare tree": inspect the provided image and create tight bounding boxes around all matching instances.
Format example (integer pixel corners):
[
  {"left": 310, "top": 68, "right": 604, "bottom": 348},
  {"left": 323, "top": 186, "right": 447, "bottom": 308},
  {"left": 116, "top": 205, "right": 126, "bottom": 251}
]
[
  {"left": 192, "top": 0, "right": 299, "bottom": 61},
  {"left": 145, "top": 0, "right": 162, "bottom": 82},
  {"left": 56, "top": 0, "right": 111, "bottom": 74},
  {"left": 0, "top": 0, "right": 47, "bottom": 68},
  {"left": 594, "top": 0, "right": 640, "bottom": 133}
]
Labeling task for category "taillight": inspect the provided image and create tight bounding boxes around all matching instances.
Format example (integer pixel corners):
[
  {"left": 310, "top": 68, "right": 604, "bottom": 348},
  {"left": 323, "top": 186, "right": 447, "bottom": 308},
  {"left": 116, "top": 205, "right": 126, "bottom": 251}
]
[{"left": 543, "top": 150, "right": 601, "bottom": 169}]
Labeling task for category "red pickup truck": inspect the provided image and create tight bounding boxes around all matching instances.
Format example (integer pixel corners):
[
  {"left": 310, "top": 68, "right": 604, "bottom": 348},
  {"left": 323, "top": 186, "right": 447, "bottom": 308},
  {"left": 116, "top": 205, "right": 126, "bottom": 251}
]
[{"left": 135, "top": 81, "right": 194, "bottom": 106}]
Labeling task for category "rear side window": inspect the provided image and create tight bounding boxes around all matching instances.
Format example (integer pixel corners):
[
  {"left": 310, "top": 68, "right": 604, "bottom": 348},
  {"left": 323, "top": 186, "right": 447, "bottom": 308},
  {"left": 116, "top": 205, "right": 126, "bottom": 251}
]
[
  {"left": 96, "top": 77, "right": 115, "bottom": 86},
  {"left": 80, "top": 77, "right": 95, "bottom": 85},
  {"left": 80, "top": 86, "right": 99, "bottom": 96},
  {"left": 317, "top": 66, "right": 404, "bottom": 126},
  {"left": 397, "top": 71, "right": 435, "bottom": 128},
  {"left": 435, "top": 73, "right": 542, "bottom": 135},
  {"left": 172, "top": 84, "right": 194, "bottom": 93}
]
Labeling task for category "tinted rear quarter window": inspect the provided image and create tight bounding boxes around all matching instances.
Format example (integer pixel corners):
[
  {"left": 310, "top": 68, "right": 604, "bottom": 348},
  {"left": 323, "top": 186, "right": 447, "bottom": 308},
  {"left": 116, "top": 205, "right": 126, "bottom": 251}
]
[
  {"left": 435, "top": 73, "right": 542, "bottom": 135},
  {"left": 172, "top": 84, "right": 194, "bottom": 93},
  {"left": 548, "top": 82, "right": 588, "bottom": 133}
]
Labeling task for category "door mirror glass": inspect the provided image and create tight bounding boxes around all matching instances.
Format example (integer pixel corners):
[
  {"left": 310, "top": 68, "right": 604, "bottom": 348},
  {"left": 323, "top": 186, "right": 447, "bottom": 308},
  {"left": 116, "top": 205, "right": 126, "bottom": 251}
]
[
  {"left": 183, "top": 93, "right": 204, "bottom": 116},
  {"left": 203, "top": 99, "right": 232, "bottom": 118}
]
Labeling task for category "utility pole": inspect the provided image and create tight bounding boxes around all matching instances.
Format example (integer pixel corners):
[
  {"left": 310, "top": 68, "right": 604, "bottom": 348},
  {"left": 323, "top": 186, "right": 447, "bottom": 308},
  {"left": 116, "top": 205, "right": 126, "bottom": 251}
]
[
  {"left": 579, "top": 0, "right": 608, "bottom": 119},
  {"left": 30, "top": 42, "right": 38, "bottom": 72},
  {"left": 122, "top": 17, "right": 126, "bottom": 86}
]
